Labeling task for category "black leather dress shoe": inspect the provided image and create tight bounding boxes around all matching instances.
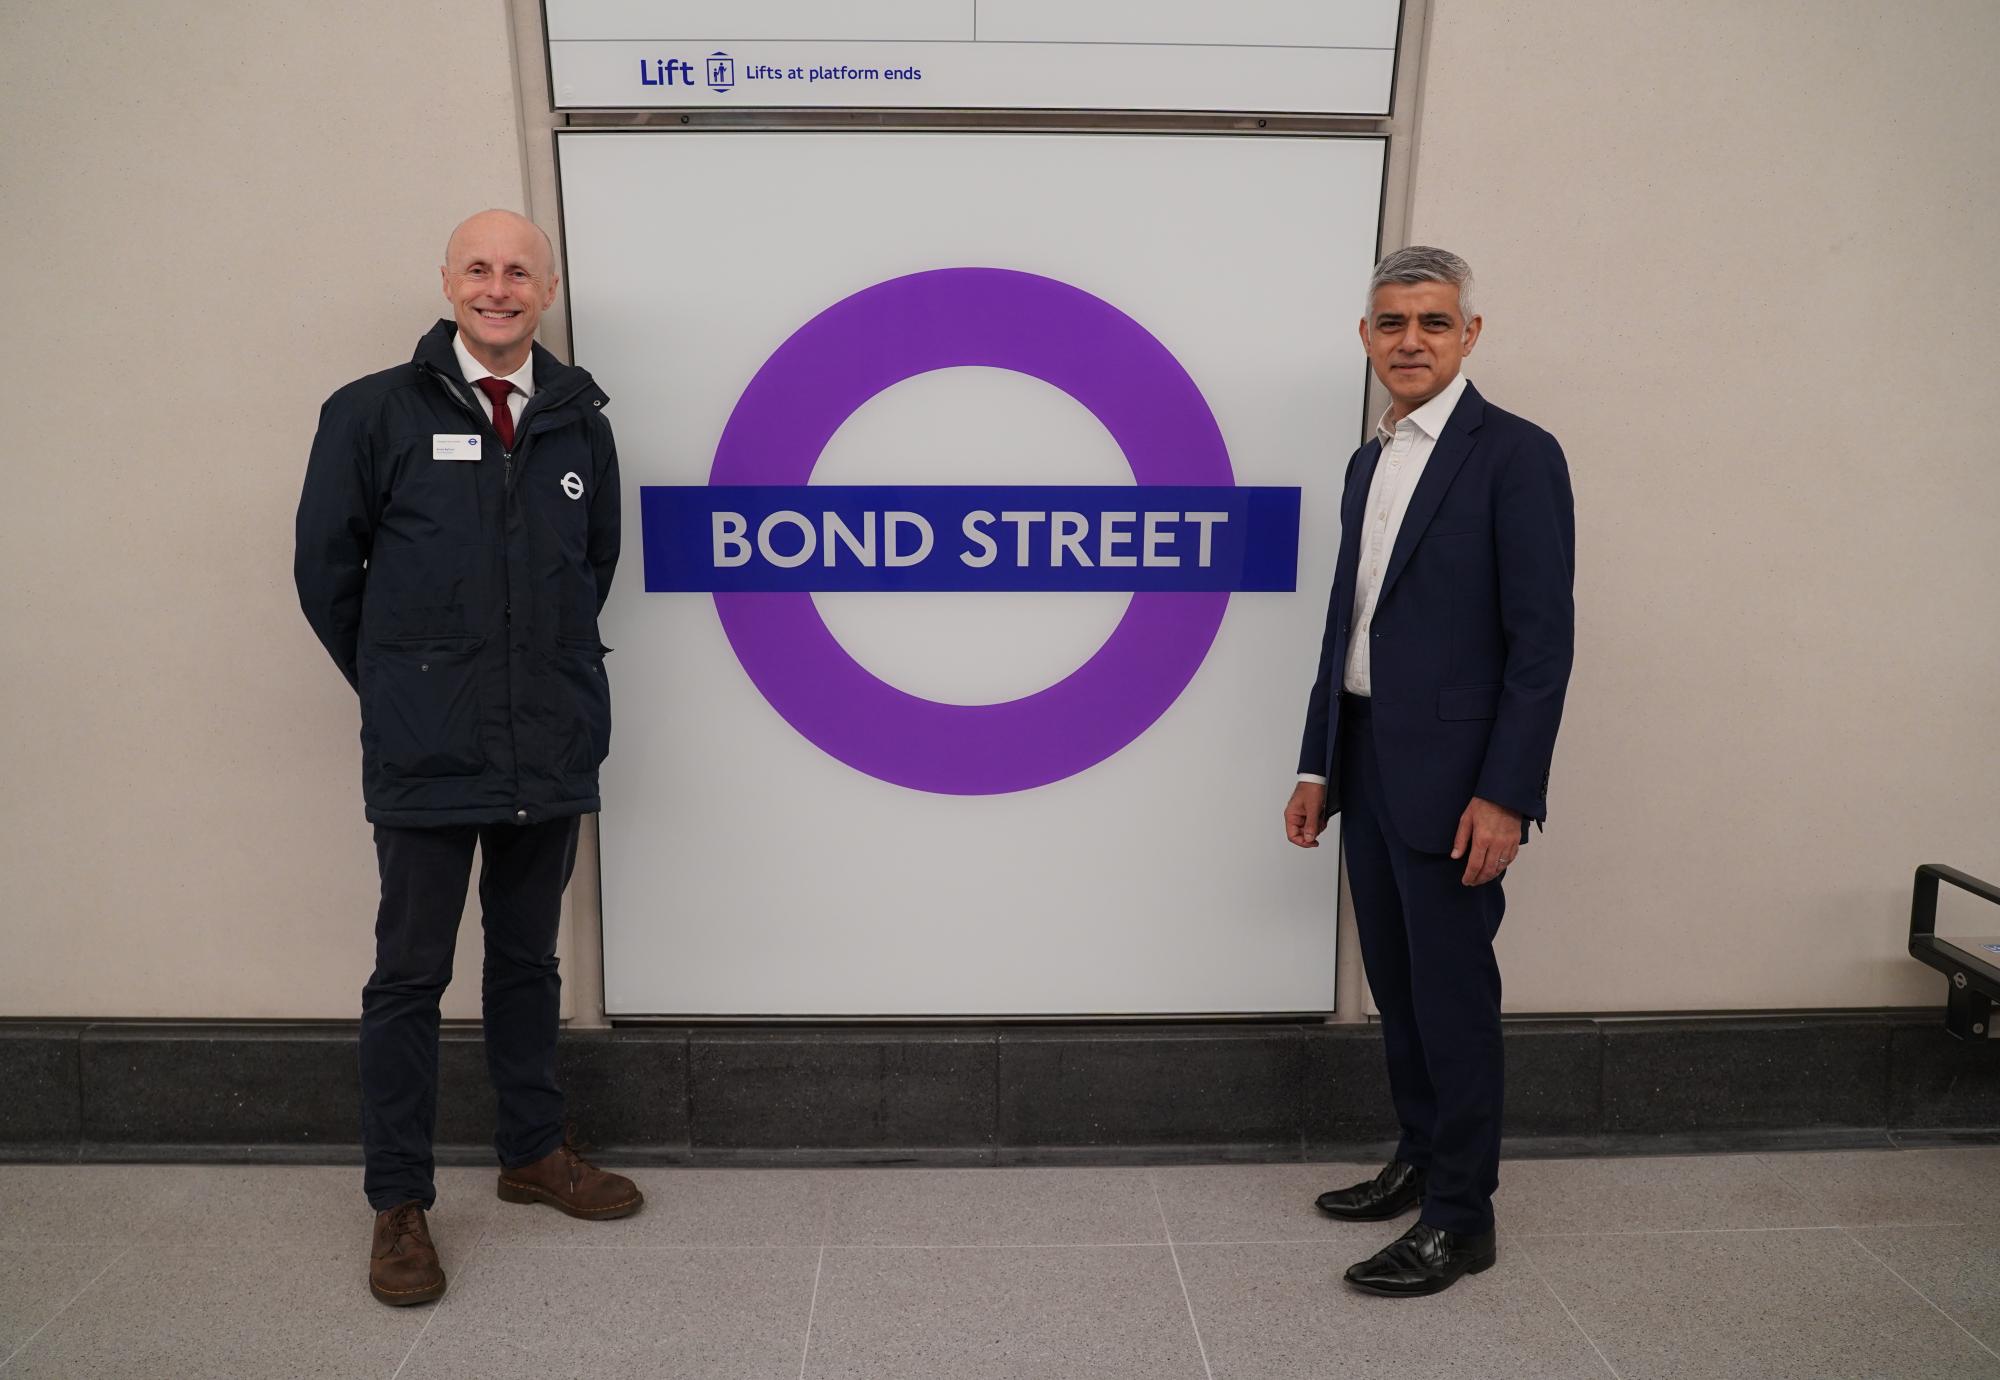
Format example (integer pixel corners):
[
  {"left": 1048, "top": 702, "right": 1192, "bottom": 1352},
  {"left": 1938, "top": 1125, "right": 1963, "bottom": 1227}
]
[
  {"left": 1313, "top": 1161, "right": 1427, "bottom": 1221},
  {"left": 1343, "top": 1222, "right": 1497, "bottom": 1296}
]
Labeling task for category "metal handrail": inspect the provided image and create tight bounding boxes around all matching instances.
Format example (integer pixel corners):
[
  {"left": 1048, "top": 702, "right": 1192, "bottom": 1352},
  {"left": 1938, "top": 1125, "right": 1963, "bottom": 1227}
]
[{"left": 1908, "top": 864, "right": 2000, "bottom": 1039}]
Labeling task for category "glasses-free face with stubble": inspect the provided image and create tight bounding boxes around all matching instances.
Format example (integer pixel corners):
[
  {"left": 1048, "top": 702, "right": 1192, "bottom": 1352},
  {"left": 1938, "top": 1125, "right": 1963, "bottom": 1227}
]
[{"left": 1359, "top": 280, "right": 1482, "bottom": 417}]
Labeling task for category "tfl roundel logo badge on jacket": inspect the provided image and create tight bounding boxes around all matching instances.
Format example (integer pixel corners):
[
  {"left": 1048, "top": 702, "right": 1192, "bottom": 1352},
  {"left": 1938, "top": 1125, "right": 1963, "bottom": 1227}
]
[{"left": 562, "top": 471, "right": 585, "bottom": 500}]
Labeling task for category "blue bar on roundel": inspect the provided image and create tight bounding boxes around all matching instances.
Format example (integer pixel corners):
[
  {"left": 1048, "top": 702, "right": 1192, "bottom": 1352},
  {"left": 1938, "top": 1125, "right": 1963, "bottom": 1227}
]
[{"left": 641, "top": 485, "right": 1301, "bottom": 593}]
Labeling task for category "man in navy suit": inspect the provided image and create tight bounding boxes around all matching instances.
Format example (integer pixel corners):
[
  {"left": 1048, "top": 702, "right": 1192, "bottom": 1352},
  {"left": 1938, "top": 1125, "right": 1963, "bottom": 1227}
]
[{"left": 1285, "top": 246, "right": 1575, "bottom": 1296}]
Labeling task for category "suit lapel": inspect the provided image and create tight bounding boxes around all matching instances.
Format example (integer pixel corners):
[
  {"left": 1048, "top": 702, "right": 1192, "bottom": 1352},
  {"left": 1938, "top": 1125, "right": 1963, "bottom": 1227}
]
[
  {"left": 1377, "top": 382, "right": 1485, "bottom": 605},
  {"left": 1333, "top": 438, "right": 1383, "bottom": 628}
]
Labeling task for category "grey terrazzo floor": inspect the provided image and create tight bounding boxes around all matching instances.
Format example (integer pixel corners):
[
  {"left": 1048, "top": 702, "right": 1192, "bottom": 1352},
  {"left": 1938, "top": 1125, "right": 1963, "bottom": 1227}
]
[{"left": 2, "top": 1149, "right": 1998, "bottom": 1378}]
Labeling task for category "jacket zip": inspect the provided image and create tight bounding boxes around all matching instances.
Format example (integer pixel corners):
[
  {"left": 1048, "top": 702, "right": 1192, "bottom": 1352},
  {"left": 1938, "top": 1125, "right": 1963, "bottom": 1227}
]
[{"left": 422, "top": 362, "right": 581, "bottom": 822}]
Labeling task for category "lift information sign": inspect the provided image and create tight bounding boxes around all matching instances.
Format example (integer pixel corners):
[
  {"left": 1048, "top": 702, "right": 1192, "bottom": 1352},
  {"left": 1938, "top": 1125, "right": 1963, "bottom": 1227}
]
[{"left": 545, "top": 0, "right": 1402, "bottom": 114}]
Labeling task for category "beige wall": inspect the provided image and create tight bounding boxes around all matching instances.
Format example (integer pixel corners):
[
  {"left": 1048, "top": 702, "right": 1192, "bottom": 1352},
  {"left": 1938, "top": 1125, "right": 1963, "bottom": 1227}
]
[
  {"left": 1413, "top": 0, "right": 2000, "bottom": 1010},
  {"left": 2, "top": 0, "right": 1994, "bottom": 1018},
  {"left": 0, "top": 0, "right": 544, "bottom": 1018}
]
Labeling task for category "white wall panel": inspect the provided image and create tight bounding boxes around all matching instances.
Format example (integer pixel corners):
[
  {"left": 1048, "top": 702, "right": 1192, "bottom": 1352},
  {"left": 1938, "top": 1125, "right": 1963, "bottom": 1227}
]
[{"left": 560, "top": 131, "right": 1384, "bottom": 1015}]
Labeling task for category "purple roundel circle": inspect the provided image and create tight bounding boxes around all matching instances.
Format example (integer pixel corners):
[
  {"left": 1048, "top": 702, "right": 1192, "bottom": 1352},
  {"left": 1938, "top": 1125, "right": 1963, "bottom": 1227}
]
[{"left": 710, "top": 268, "right": 1233, "bottom": 795}]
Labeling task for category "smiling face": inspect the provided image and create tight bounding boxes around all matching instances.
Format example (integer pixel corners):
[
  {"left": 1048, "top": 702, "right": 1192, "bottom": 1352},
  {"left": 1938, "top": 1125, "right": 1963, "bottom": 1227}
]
[
  {"left": 1359, "top": 280, "right": 1481, "bottom": 421},
  {"left": 440, "top": 210, "right": 558, "bottom": 376}
]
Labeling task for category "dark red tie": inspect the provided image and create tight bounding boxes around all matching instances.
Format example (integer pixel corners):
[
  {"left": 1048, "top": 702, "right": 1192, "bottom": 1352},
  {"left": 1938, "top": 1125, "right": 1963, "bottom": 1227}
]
[{"left": 475, "top": 376, "right": 517, "bottom": 449}]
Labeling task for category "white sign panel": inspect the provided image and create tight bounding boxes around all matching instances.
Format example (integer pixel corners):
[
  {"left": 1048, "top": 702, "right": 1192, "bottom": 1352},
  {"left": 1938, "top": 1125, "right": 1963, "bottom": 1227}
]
[
  {"left": 546, "top": 0, "right": 1401, "bottom": 113},
  {"left": 559, "top": 130, "right": 1381, "bottom": 1015}
]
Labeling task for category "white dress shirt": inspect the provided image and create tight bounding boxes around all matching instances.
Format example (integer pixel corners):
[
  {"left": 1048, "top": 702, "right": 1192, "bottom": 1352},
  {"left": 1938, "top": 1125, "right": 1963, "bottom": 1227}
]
[
  {"left": 1299, "top": 371, "right": 1470, "bottom": 786},
  {"left": 452, "top": 330, "right": 534, "bottom": 432}
]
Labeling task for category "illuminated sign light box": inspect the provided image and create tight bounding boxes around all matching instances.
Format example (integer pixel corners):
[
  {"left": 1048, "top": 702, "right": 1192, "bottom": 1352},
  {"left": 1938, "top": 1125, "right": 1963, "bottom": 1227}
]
[
  {"left": 559, "top": 129, "right": 1383, "bottom": 1015},
  {"left": 545, "top": 0, "right": 1402, "bottom": 114}
]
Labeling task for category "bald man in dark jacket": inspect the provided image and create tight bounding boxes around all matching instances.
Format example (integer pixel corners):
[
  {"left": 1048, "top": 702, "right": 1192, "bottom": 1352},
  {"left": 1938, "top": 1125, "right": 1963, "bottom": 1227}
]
[{"left": 296, "top": 210, "right": 642, "bottom": 1308}]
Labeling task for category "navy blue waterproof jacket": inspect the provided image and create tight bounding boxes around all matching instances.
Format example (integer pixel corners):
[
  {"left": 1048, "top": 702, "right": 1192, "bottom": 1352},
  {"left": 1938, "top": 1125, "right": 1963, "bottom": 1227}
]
[
  {"left": 1298, "top": 381, "right": 1575, "bottom": 853},
  {"left": 294, "top": 320, "right": 621, "bottom": 827}
]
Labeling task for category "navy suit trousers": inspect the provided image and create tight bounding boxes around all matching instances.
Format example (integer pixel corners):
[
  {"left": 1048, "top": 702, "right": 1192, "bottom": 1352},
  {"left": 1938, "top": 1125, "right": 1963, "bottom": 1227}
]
[
  {"left": 1340, "top": 701, "right": 1506, "bottom": 1236},
  {"left": 359, "top": 816, "right": 579, "bottom": 1211}
]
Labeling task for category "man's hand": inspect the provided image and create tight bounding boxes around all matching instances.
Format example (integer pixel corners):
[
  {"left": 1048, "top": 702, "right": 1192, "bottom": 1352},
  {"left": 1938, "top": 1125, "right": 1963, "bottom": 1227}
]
[
  {"left": 1285, "top": 781, "right": 1329, "bottom": 849},
  {"left": 1453, "top": 797, "right": 1523, "bottom": 885}
]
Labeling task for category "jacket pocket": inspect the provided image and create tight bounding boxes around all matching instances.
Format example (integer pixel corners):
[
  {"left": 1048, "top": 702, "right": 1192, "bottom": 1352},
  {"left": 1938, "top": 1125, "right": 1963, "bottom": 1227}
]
[
  {"left": 555, "top": 638, "right": 612, "bottom": 772},
  {"left": 362, "top": 635, "right": 487, "bottom": 777},
  {"left": 1436, "top": 682, "right": 1502, "bottom": 721}
]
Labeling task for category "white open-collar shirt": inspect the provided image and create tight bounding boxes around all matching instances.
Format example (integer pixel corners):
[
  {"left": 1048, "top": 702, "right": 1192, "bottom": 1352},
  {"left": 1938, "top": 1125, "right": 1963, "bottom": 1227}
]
[{"left": 1299, "top": 371, "right": 1470, "bottom": 786}]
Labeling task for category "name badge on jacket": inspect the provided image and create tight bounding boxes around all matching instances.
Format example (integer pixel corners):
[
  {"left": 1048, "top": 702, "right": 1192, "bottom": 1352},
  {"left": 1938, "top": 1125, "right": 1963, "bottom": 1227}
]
[{"left": 432, "top": 434, "right": 482, "bottom": 462}]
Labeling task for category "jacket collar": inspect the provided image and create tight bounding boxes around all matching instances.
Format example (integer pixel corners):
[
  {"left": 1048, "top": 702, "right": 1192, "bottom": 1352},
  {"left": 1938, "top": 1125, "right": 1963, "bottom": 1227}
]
[{"left": 413, "top": 319, "right": 607, "bottom": 416}]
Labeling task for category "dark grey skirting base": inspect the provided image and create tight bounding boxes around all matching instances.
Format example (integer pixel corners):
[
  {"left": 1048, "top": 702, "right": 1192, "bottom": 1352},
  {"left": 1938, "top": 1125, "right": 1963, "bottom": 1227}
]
[{"left": 3, "top": 1014, "right": 1997, "bottom": 1165}]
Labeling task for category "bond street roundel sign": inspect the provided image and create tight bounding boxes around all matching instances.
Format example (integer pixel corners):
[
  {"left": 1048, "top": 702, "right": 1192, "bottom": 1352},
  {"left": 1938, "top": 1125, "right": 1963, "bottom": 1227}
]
[{"left": 641, "top": 268, "right": 1300, "bottom": 795}]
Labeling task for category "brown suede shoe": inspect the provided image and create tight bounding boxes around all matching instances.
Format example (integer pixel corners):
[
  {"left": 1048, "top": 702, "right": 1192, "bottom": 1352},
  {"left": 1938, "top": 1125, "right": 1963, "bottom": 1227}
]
[
  {"left": 369, "top": 1202, "right": 446, "bottom": 1306},
  {"left": 497, "top": 1137, "right": 644, "bottom": 1220}
]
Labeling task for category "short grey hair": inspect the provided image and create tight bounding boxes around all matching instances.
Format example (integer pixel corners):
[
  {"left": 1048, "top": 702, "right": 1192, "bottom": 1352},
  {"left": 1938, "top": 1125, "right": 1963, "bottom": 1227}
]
[{"left": 1367, "top": 245, "right": 1475, "bottom": 321}]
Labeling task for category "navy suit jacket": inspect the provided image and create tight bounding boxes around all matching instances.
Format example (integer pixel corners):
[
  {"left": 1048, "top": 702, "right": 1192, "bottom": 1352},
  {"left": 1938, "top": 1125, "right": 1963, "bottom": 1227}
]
[{"left": 1297, "top": 381, "right": 1575, "bottom": 854}]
